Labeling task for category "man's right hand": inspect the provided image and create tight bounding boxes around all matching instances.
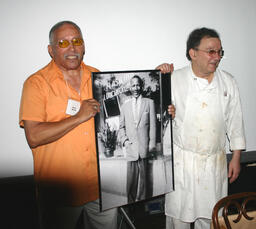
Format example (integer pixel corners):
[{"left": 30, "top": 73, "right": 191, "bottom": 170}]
[
  {"left": 156, "top": 63, "right": 174, "bottom": 74},
  {"left": 23, "top": 98, "right": 100, "bottom": 149},
  {"left": 76, "top": 99, "right": 100, "bottom": 123},
  {"left": 168, "top": 105, "right": 176, "bottom": 119},
  {"left": 124, "top": 140, "right": 132, "bottom": 148}
]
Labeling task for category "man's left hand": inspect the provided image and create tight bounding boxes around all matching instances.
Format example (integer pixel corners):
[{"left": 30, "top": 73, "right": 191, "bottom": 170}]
[{"left": 228, "top": 150, "right": 241, "bottom": 183}]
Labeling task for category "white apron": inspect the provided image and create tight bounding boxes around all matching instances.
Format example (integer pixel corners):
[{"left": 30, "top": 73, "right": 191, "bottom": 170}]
[{"left": 165, "top": 76, "right": 228, "bottom": 221}]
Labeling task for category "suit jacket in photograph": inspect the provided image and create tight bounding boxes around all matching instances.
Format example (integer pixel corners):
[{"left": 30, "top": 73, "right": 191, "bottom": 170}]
[{"left": 119, "top": 97, "right": 156, "bottom": 161}]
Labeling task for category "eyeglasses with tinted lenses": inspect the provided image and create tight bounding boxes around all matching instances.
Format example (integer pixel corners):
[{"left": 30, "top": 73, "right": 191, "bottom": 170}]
[
  {"left": 57, "top": 38, "right": 84, "bottom": 48},
  {"left": 195, "top": 48, "right": 224, "bottom": 57}
]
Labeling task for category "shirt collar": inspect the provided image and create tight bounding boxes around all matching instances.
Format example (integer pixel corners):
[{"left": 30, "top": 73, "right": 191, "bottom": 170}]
[
  {"left": 46, "top": 60, "right": 90, "bottom": 85},
  {"left": 189, "top": 64, "right": 217, "bottom": 90},
  {"left": 133, "top": 95, "right": 142, "bottom": 102}
]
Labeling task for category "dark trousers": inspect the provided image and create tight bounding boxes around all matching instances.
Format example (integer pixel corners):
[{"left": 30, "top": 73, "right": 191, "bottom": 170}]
[{"left": 127, "top": 158, "right": 149, "bottom": 203}]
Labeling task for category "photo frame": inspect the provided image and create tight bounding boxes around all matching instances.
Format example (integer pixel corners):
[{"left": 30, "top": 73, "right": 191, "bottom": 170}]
[{"left": 92, "top": 70, "right": 173, "bottom": 211}]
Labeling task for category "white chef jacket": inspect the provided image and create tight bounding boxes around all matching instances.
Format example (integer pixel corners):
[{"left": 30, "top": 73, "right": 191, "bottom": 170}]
[{"left": 164, "top": 65, "right": 246, "bottom": 221}]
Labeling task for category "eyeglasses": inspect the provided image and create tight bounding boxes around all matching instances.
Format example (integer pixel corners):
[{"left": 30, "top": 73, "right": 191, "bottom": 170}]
[
  {"left": 57, "top": 38, "right": 84, "bottom": 48},
  {"left": 195, "top": 48, "right": 224, "bottom": 57}
]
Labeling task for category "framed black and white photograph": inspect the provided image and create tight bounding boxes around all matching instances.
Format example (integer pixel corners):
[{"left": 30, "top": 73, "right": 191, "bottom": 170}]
[{"left": 92, "top": 70, "right": 173, "bottom": 211}]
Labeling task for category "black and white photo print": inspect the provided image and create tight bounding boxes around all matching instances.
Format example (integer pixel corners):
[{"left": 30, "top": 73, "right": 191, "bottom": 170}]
[{"left": 92, "top": 70, "right": 173, "bottom": 211}]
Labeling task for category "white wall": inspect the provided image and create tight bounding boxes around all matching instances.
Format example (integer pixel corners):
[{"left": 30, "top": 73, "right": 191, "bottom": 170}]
[{"left": 0, "top": 0, "right": 255, "bottom": 178}]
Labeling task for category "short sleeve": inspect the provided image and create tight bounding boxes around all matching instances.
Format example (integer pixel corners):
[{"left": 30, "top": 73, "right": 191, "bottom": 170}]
[{"left": 19, "top": 75, "right": 47, "bottom": 127}]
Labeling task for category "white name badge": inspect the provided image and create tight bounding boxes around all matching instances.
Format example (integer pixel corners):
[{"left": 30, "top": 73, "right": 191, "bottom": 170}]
[{"left": 66, "top": 99, "right": 81, "bottom": 116}]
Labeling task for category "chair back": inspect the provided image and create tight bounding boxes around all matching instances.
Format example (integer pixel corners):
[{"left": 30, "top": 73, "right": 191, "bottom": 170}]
[{"left": 211, "top": 192, "right": 256, "bottom": 229}]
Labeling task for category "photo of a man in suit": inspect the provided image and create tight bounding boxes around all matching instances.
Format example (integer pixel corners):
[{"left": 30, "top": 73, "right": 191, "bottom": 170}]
[{"left": 119, "top": 75, "right": 156, "bottom": 203}]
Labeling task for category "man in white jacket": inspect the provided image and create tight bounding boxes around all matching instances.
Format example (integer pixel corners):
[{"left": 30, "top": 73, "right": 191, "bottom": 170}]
[{"left": 164, "top": 27, "right": 246, "bottom": 229}]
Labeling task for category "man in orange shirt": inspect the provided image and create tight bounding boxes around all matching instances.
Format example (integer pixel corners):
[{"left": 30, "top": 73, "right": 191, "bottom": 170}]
[
  {"left": 19, "top": 20, "right": 117, "bottom": 229},
  {"left": 19, "top": 20, "right": 174, "bottom": 229}
]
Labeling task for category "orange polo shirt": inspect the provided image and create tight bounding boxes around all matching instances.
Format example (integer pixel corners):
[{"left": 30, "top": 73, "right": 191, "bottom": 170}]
[{"left": 19, "top": 60, "right": 99, "bottom": 206}]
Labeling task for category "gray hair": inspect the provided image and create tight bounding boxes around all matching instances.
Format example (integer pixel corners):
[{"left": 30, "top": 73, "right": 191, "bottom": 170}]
[{"left": 49, "top": 21, "right": 83, "bottom": 45}]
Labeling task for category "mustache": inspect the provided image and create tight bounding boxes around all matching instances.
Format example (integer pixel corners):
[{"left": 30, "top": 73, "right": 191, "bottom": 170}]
[
  {"left": 210, "top": 60, "right": 220, "bottom": 65},
  {"left": 64, "top": 53, "right": 81, "bottom": 59}
]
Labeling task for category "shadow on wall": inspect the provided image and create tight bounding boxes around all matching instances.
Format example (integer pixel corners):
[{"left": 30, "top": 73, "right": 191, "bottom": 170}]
[
  {"left": 0, "top": 151, "right": 256, "bottom": 229},
  {"left": 0, "top": 175, "right": 39, "bottom": 229}
]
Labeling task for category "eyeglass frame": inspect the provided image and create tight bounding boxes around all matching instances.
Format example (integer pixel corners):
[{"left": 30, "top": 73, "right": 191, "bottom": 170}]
[
  {"left": 194, "top": 48, "right": 224, "bottom": 58},
  {"left": 55, "top": 38, "right": 84, "bottom": 48}
]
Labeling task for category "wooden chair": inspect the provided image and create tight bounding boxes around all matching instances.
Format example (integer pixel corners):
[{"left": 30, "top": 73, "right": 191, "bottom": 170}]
[{"left": 211, "top": 192, "right": 256, "bottom": 229}]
